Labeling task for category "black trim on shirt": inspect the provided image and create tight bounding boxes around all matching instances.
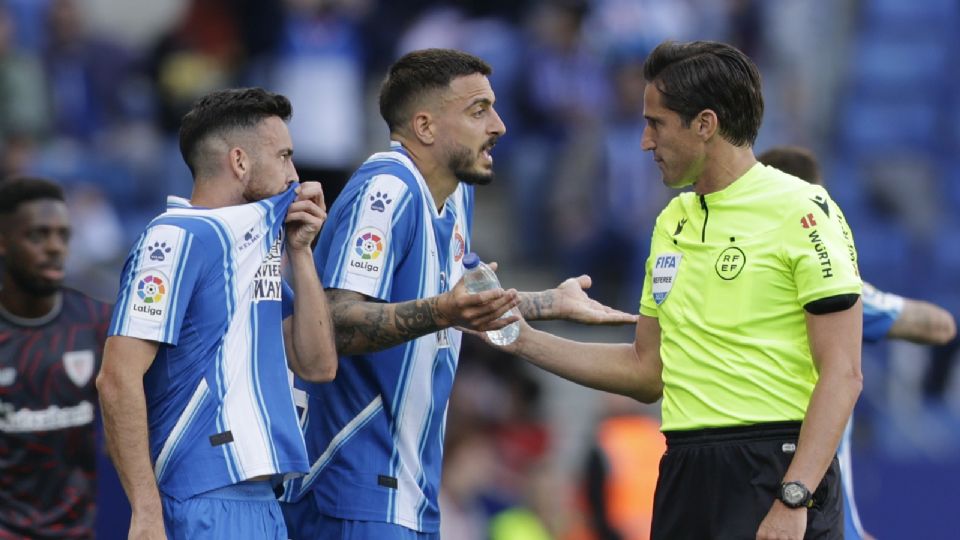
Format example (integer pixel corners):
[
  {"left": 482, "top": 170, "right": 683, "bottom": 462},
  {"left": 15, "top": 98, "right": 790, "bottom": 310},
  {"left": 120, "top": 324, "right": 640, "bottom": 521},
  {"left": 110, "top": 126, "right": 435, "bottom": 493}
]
[{"left": 803, "top": 293, "right": 860, "bottom": 315}]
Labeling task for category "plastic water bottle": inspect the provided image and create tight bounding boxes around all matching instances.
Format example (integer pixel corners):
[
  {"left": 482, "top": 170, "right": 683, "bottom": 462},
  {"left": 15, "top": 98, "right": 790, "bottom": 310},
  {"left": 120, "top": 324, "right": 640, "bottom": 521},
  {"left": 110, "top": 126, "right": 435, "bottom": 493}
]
[{"left": 462, "top": 252, "right": 520, "bottom": 345}]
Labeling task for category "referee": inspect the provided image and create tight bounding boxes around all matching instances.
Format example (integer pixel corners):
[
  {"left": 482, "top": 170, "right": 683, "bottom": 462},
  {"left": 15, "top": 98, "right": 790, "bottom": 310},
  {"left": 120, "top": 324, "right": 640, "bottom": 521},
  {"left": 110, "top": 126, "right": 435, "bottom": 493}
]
[{"left": 497, "top": 40, "right": 863, "bottom": 539}]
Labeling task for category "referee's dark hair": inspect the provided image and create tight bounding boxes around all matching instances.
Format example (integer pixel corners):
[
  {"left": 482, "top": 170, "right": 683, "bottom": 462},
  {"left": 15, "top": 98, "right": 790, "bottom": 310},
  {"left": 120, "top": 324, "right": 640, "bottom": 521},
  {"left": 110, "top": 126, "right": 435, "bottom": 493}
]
[
  {"left": 643, "top": 40, "right": 764, "bottom": 147},
  {"left": 757, "top": 146, "right": 823, "bottom": 186},
  {"left": 179, "top": 87, "right": 292, "bottom": 179},
  {"left": 0, "top": 176, "right": 65, "bottom": 215},
  {"left": 379, "top": 48, "right": 492, "bottom": 135}
]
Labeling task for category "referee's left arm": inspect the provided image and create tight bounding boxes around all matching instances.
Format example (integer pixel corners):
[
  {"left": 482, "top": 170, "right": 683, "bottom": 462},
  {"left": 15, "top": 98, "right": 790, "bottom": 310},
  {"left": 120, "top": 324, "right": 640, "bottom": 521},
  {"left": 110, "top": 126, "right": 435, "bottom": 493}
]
[{"left": 758, "top": 298, "right": 863, "bottom": 538}]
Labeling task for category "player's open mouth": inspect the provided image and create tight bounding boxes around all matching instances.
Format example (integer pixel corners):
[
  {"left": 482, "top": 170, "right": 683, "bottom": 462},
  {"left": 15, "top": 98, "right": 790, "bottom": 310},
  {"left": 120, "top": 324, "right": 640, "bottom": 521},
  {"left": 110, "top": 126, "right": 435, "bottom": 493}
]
[{"left": 480, "top": 141, "right": 496, "bottom": 163}]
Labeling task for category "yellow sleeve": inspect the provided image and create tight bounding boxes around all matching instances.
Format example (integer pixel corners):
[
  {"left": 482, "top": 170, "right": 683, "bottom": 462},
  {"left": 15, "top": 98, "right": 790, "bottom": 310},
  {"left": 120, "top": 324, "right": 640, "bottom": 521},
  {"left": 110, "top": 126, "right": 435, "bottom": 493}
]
[
  {"left": 781, "top": 189, "right": 861, "bottom": 306},
  {"left": 639, "top": 212, "right": 673, "bottom": 317},
  {"left": 639, "top": 247, "right": 658, "bottom": 317}
]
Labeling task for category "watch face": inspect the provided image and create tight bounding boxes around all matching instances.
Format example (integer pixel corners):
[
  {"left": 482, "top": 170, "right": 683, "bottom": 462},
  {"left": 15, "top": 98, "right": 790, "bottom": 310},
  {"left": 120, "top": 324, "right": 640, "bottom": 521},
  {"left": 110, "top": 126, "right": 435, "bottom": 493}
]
[
  {"left": 781, "top": 481, "right": 811, "bottom": 507},
  {"left": 783, "top": 483, "right": 806, "bottom": 504}
]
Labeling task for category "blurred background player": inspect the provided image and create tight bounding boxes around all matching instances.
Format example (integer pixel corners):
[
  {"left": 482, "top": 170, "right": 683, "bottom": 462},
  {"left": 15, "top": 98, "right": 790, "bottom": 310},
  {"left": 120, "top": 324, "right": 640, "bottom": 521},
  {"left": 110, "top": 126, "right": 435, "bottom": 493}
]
[
  {"left": 0, "top": 176, "right": 112, "bottom": 539},
  {"left": 758, "top": 145, "right": 957, "bottom": 540}
]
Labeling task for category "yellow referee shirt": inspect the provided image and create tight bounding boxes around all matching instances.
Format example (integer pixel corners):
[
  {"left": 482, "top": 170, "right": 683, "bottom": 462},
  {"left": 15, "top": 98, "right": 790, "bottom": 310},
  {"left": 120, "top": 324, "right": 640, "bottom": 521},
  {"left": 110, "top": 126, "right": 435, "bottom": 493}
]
[{"left": 640, "top": 163, "right": 861, "bottom": 431}]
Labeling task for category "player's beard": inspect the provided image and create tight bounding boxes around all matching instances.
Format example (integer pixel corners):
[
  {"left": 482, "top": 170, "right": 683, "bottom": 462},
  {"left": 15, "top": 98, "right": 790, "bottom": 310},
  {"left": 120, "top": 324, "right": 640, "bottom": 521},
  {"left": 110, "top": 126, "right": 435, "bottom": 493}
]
[
  {"left": 448, "top": 142, "right": 494, "bottom": 186},
  {"left": 7, "top": 262, "right": 61, "bottom": 297},
  {"left": 243, "top": 158, "right": 290, "bottom": 202}
]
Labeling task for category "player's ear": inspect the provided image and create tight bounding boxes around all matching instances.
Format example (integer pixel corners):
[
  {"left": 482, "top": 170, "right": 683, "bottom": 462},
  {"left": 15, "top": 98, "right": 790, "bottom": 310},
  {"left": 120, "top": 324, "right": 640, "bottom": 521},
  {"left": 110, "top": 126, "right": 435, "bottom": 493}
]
[
  {"left": 228, "top": 146, "right": 249, "bottom": 180},
  {"left": 697, "top": 109, "right": 718, "bottom": 141},
  {"left": 412, "top": 110, "right": 435, "bottom": 145}
]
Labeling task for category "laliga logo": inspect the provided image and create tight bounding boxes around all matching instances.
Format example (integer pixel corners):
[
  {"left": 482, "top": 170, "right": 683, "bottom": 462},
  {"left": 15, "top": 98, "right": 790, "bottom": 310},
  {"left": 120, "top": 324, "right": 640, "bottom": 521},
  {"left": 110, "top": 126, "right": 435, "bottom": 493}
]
[
  {"left": 354, "top": 232, "right": 383, "bottom": 260},
  {"left": 351, "top": 231, "right": 383, "bottom": 273},
  {"left": 133, "top": 274, "right": 166, "bottom": 317},
  {"left": 137, "top": 275, "right": 166, "bottom": 303}
]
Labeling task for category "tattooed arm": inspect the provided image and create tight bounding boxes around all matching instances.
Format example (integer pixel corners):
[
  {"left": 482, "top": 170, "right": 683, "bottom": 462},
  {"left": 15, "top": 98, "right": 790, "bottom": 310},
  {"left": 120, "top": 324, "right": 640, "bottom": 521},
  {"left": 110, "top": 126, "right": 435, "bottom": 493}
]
[
  {"left": 328, "top": 285, "right": 520, "bottom": 355},
  {"left": 517, "top": 275, "right": 637, "bottom": 325}
]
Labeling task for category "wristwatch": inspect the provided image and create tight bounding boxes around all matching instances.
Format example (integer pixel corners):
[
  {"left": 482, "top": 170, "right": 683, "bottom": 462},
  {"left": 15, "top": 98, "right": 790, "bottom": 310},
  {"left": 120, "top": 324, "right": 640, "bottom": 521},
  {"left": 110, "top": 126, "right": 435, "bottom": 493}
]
[{"left": 778, "top": 481, "right": 813, "bottom": 508}]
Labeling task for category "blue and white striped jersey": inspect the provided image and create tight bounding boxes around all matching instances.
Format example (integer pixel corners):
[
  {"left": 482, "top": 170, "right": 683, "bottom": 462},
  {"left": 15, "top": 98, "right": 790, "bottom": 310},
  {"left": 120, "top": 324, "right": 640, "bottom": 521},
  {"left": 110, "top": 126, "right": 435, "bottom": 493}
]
[
  {"left": 284, "top": 142, "right": 472, "bottom": 532},
  {"left": 839, "top": 281, "right": 905, "bottom": 540},
  {"left": 108, "top": 186, "right": 308, "bottom": 501}
]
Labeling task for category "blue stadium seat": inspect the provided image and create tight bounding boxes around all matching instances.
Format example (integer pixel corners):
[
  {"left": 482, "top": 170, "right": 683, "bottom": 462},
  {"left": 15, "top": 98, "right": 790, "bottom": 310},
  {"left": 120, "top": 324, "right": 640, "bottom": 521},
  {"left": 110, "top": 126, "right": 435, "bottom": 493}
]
[
  {"left": 861, "top": 0, "right": 959, "bottom": 29},
  {"left": 841, "top": 99, "right": 938, "bottom": 153},
  {"left": 852, "top": 36, "right": 949, "bottom": 94}
]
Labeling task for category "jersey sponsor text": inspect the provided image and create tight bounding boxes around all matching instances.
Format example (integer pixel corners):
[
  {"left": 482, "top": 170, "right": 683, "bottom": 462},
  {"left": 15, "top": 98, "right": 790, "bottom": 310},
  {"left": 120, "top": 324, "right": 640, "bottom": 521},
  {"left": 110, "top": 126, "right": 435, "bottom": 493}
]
[{"left": 807, "top": 230, "right": 833, "bottom": 278}]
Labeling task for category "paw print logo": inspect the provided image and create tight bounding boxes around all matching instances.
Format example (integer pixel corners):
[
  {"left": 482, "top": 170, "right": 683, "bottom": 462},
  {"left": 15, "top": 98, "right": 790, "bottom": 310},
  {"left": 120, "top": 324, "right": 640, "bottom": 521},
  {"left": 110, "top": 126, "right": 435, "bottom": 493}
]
[
  {"left": 369, "top": 192, "right": 393, "bottom": 213},
  {"left": 148, "top": 242, "right": 172, "bottom": 262},
  {"left": 244, "top": 228, "right": 255, "bottom": 242}
]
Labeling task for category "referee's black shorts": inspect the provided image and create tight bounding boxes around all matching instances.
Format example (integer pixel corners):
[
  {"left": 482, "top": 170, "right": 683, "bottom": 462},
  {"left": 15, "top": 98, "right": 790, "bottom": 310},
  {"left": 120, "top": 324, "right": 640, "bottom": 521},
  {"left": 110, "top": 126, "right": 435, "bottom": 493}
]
[{"left": 651, "top": 421, "right": 843, "bottom": 540}]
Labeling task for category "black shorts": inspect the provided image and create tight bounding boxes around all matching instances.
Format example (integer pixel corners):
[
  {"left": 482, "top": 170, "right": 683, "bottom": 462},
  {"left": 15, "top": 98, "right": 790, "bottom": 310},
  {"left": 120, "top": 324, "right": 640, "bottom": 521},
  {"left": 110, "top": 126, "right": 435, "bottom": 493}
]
[{"left": 651, "top": 421, "right": 843, "bottom": 540}]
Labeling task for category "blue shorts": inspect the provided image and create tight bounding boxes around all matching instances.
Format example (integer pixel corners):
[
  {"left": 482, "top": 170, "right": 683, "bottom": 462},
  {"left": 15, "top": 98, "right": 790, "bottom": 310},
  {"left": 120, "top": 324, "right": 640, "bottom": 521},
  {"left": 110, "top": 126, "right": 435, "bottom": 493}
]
[
  {"left": 281, "top": 494, "right": 439, "bottom": 540},
  {"left": 162, "top": 481, "right": 286, "bottom": 540}
]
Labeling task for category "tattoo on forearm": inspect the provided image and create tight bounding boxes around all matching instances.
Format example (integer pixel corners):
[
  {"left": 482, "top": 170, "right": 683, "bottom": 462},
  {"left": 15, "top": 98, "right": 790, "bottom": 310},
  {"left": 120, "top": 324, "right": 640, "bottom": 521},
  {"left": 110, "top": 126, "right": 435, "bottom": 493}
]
[
  {"left": 395, "top": 299, "right": 441, "bottom": 336},
  {"left": 519, "top": 291, "right": 555, "bottom": 321},
  {"left": 328, "top": 290, "right": 444, "bottom": 354}
]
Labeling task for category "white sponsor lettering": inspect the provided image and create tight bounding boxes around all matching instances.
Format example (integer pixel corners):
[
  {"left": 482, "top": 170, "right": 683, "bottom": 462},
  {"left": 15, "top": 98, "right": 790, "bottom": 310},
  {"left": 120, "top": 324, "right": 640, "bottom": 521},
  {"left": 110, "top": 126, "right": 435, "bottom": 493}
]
[
  {"left": 0, "top": 400, "right": 95, "bottom": 432},
  {"left": 253, "top": 239, "right": 283, "bottom": 303}
]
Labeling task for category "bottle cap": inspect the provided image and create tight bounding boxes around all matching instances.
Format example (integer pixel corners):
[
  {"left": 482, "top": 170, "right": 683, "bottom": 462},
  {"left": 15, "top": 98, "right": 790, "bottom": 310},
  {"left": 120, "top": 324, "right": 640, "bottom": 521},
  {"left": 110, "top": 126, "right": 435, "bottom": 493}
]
[{"left": 462, "top": 252, "right": 480, "bottom": 269}]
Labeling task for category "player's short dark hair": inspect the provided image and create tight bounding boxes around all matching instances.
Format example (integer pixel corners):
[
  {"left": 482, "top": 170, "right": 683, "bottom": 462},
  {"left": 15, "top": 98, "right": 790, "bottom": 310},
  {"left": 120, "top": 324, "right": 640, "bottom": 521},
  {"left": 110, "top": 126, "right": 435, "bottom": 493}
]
[
  {"left": 757, "top": 146, "right": 822, "bottom": 185},
  {"left": 379, "top": 48, "right": 492, "bottom": 133},
  {"left": 178, "top": 87, "right": 292, "bottom": 177},
  {"left": 0, "top": 176, "right": 65, "bottom": 215},
  {"left": 643, "top": 40, "right": 764, "bottom": 147}
]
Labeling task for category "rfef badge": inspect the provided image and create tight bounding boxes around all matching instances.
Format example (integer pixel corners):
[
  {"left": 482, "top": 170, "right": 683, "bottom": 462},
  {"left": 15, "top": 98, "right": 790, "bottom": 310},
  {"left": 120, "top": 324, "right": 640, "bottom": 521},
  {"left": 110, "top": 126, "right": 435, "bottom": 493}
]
[{"left": 652, "top": 253, "right": 682, "bottom": 305}]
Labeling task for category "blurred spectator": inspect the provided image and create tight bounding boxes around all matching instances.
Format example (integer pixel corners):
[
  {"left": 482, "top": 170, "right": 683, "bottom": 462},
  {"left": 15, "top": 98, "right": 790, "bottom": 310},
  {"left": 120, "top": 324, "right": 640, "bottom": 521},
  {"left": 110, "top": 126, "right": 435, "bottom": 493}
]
[
  {"left": 62, "top": 183, "right": 124, "bottom": 301},
  {"left": 550, "top": 59, "right": 669, "bottom": 309},
  {"left": 262, "top": 0, "right": 369, "bottom": 206},
  {"left": 444, "top": 338, "right": 559, "bottom": 540},
  {"left": 41, "top": 0, "right": 138, "bottom": 143},
  {"left": 1, "top": 0, "right": 50, "bottom": 52},
  {"left": 148, "top": 0, "right": 241, "bottom": 134},
  {"left": 0, "top": 2, "right": 46, "bottom": 177},
  {"left": 584, "top": 0, "right": 707, "bottom": 61},
  {"left": 564, "top": 394, "right": 664, "bottom": 540},
  {"left": 0, "top": 3, "right": 47, "bottom": 137},
  {"left": 439, "top": 422, "right": 501, "bottom": 540},
  {"left": 508, "top": 0, "right": 609, "bottom": 263}
]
